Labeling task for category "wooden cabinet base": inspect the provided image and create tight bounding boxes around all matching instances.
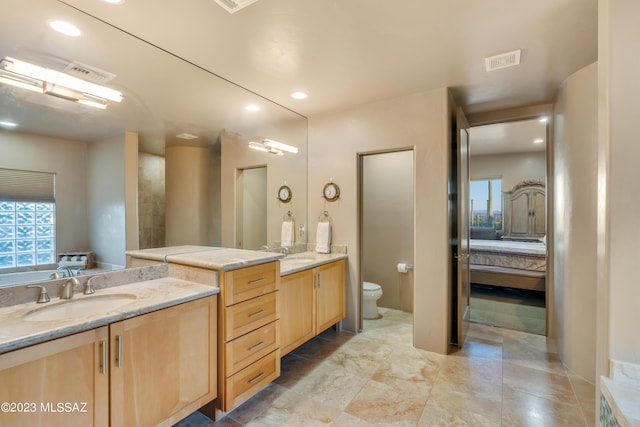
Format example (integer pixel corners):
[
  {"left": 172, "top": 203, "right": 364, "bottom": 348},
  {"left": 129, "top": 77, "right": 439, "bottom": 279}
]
[{"left": 223, "top": 349, "right": 280, "bottom": 411}]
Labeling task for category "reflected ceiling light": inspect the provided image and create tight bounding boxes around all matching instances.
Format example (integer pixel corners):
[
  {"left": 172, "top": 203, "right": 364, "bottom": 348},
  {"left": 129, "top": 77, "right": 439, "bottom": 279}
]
[
  {"left": 290, "top": 91, "right": 308, "bottom": 100},
  {"left": 263, "top": 139, "right": 298, "bottom": 154},
  {"left": 245, "top": 104, "right": 260, "bottom": 112},
  {"left": 176, "top": 133, "right": 199, "bottom": 140},
  {"left": 49, "top": 20, "right": 82, "bottom": 37},
  {"left": 0, "top": 57, "right": 123, "bottom": 109},
  {"left": 0, "top": 121, "right": 18, "bottom": 128},
  {"left": 101, "top": 0, "right": 124, "bottom": 3},
  {"left": 539, "top": 116, "right": 549, "bottom": 123},
  {"left": 533, "top": 138, "right": 544, "bottom": 144}
]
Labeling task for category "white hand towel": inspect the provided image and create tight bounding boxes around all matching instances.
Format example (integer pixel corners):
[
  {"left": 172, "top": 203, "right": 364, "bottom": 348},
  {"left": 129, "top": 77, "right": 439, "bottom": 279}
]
[
  {"left": 315, "top": 222, "right": 331, "bottom": 254},
  {"left": 281, "top": 221, "right": 294, "bottom": 247}
]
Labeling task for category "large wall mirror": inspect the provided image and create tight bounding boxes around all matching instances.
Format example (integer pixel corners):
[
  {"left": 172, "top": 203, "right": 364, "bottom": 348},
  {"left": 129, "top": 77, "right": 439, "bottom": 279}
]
[{"left": 0, "top": 0, "right": 308, "bottom": 285}]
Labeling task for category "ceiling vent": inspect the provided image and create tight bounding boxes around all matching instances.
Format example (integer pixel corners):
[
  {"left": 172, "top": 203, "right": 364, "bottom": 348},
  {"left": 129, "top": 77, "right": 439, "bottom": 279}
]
[
  {"left": 63, "top": 61, "right": 116, "bottom": 84},
  {"left": 212, "top": 0, "right": 260, "bottom": 13},
  {"left": 485, "top": 49, "right": 522, "bottom": 72}
]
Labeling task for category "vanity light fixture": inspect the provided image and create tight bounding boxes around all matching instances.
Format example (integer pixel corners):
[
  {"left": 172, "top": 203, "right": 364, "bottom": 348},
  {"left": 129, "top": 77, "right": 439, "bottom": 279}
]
[
  {"left": 539, "top": 116, "right": 549, "bottom": 123},
  {"left": 0, "top": 57, "right": 123, "bottom": 109},
  {"left": 49, "top": 20, "right": 82, "bottom": 37},
  {"left": 245, "top": 104, "right": 260, "bottom": 112},
  {"left": 0, "top": 121, "right": 18, "bottom": 128},
  {"left": 533, "top": 138, "right": 544, "bottom": 144},
  {"left": 290, "top": 91, "right": 308, "bottom": 100},
  {"left": 263, "top": 139, "right": 298, "bottom": 154}
]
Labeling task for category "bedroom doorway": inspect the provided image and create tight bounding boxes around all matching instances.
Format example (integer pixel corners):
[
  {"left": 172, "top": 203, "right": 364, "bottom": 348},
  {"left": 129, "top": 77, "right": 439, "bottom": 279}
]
[{"left": 468, "top": 117, "right": 548, "bottom": 335}]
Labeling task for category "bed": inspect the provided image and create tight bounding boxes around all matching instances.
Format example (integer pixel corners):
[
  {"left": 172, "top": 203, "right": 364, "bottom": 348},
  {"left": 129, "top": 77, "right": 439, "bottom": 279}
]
[{"left": 469, "top": 236, "right": 547, "bottom": 292}]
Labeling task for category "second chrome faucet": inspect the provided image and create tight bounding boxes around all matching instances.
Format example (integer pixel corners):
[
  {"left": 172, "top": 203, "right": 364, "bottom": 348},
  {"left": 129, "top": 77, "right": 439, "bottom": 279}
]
[{"left": 60, "top": 277, "right": 80, "bottom": 299}]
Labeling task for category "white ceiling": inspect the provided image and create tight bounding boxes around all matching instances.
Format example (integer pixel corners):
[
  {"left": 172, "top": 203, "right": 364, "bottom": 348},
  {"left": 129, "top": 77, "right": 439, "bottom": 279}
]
[
  {"left": 1, "top": 0, "right": 597, "bottom": 150},
  {"left": 470, "top": 118, "right": 548, "bottom": 156}
]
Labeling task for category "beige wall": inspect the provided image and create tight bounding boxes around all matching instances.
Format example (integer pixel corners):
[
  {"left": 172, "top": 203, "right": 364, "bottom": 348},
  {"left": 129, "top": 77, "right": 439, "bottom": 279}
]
[
  {"left": 87, "top": 134, "right": 129, "bottom": 267},
  {"left": 597, "top": 0, "right": 640, "bottom": 380},
  {"left": 470, "top": 151, "right": 546, "bottom": 193},
  {"left": 0, "top": 131, "right": 89, "bottom": 256},
  {"left": 308, "top": 88, "right": 454, "bottom": 354},
  {"left": 553, "top": 62, "right": 598, "bottom": 383}
]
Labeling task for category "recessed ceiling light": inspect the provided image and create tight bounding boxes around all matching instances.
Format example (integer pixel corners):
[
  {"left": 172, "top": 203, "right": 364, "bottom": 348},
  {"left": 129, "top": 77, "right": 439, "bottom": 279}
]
[
  {"left": 245, "top": 104, "right": 260, "bottom": 112},
  {"left": 101, "top": 0, "right": 124, "bottom": 4},
  {"left": 290, "top": 91, "right": 308, "bottom": 100},
  {"left": 533, "top": 138, "right": 544, "bottom": 144},
  {"left": 0, "top": 121, "right": 18, "bottom": 128},
  {"left": 49, "top": 20, "right": 82, "bottom": 37}
]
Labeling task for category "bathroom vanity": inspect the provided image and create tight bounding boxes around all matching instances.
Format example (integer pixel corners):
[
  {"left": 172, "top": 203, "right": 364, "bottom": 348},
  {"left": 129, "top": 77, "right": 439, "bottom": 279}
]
[
  {"left": 126, "top": 246, "right": 347, "bottom": 419},
  {"left": 0, "top": 271, "right": 219, "bottom": 427}
]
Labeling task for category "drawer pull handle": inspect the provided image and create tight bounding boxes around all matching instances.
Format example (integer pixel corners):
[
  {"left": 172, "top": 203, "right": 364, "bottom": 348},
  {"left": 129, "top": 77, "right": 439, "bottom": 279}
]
[
  {"left": 100, "top": 340, "right": 107, "bottom": 375},
  {"left": 248, "top": 309, "right": 266, "bottom": 318},
  {"left": 248, "top": 371, "right": 266, "bottom": 384},
  {"left": 248, "top": 277, "right": 266, "bottom": 285},
  {"left": 248, "top": 341, "right": 265, "bottom": 352}
]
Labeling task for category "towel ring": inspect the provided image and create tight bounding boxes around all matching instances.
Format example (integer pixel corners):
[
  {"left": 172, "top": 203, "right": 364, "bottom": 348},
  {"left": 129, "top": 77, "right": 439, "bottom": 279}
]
[
  {"left": 283, "top": 210, "right": 294, "bottom": 222},
  {"left": 318, "top": 210, "right": 333, "bottom": 224}
]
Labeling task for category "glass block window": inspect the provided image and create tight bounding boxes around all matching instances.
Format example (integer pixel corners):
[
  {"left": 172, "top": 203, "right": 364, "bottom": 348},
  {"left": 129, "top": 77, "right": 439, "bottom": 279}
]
[
  {"left": 0, "top": 202, "right": 56, "bottom": 268},
  {"left": 0, "top": 168, "right": 56, "bottom": 269}
]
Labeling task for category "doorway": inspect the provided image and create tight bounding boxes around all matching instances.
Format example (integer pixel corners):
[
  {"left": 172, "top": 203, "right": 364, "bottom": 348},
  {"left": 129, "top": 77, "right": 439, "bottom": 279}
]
[
  {"left": 359, "top": 150, "right": 414, "bottom": 328},
  {"left": 468, "top": 117, "right": 548, "bottom": 335},
  {"left": 235, "top": 166, "right": 267, "bottom": 250}
]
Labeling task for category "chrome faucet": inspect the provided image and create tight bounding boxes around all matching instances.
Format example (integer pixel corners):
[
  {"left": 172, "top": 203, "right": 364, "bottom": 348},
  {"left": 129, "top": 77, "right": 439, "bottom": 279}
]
[
  {"left": 56, "top": 266, "right": 74, "bottom": 278},
  {"left": 84, "top": 278, "right": 95, "bottom": 295},
  {"left": 259, "top": 245, "right": 271, "bottom": 252},
  {"left": 281, "top": 247, "right": 289, "bottom": 257},
  {"left": 60, "top": 277, "right": 79, "bottom": 299}
]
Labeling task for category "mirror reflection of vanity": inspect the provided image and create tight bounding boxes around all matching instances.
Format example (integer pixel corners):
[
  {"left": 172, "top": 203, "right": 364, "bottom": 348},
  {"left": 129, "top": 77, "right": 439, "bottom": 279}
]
[{"left": 0, "top": 0, "right": 308, "bottom": 286}]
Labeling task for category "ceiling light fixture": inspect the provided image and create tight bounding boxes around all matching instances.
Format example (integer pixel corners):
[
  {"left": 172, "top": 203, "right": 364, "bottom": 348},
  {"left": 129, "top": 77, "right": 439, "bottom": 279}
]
[
  {"left": 176, "top": 133, "right": 199, "bottom": 140},
  {"left": 533, "top": 138, "right": 544, "bottom": 144},
  {"left": 101, "top": 0, "right": 124, "bottom": 4},
  {"left": 290, "top": 91, "right": 308, "bottom": 100},
  {"left": 539, "top": 116, "right": 549, "bottom": 123},
  {"left": 49, "top": 20, "right": 82, "bottom": 37},
  {"left": 0, "top": 57, "right": 123, "bottom": 109},
  {"left": 245, "top": 104, "right": 260, "bottom": 112},
  {"left": 0, "top": 121, "right": 18, "bottom": 128}
]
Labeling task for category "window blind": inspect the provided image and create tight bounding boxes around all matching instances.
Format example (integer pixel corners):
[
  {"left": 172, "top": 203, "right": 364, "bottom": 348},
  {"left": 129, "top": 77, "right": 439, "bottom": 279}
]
[{"left": 0, "top": 168, "right": 55, "bottom": 202}]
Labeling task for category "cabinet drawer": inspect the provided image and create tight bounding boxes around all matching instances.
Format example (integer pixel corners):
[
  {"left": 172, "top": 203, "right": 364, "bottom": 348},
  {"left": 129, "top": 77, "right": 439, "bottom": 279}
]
[
  {"left": 224, "top": 262, "right": 278, "bottom": 306},
  {"left": 223, "top": 349, "right": 280, "bottom": 411},
  {"left": 225, "top": 320, "right": 279, "bottom": 377},
  {"left": 225, "top": 292, "right": 278, "bottom": 341}
]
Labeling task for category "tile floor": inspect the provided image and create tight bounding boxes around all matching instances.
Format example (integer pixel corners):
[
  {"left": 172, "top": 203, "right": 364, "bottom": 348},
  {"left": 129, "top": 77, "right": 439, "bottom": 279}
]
[{"left": 175, "top": 307, "right": 596, "bottom": 427}]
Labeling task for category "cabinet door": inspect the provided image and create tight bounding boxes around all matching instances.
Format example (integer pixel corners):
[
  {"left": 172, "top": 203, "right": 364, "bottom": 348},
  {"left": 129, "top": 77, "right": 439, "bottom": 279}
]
[
  {"left": 110, "top": 296, "right": 217, "bottom": 427},
  {"left": 531, "top": 191, "right": 546, "bottom": 237},
  {"left": 280, "top": 269, "right": 315, "bottom": 355},
  {"left": 508, "top": 192, "right": 531, "bottom": 237},
  {"left": 316, "top": 260, "right": 346, "bottom": 334},
  {"left": 0, "top": 327, "right": 109, "bottom": 427}
]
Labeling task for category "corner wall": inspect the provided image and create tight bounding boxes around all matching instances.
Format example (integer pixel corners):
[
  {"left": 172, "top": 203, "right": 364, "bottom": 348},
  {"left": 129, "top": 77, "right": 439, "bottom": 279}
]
[
  {"left": 308, "top": 88, "right": 453, "bottom": 354},
  {"left": 553, "top": 62, "right": 598, "bottom": 383}
]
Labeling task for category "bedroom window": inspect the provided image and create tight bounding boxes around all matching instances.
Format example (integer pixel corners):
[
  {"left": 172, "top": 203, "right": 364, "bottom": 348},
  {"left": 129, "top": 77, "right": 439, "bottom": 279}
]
[
  {"left": 0, "top": 169, "right": 56, "bottom": 269},
  {"left": 470, "top": 179, "right": 502, "bottom": 229}
]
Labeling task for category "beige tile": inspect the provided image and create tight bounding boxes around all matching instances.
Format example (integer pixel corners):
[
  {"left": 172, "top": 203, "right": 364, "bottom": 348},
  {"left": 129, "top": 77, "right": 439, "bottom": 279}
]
[
  {"left": 418, "top": 400, "right": 501, "bottom": 427},
  {"left": 226, "top": 383, "right": 287, "bottom": 425},
  {"left": 280, "top": 396, "right": 342, "bottom": 427},
  {"left": 345, "top": 379, "right": 428, "bottom": 426},
  {"left": 502, "top": 388, "right": 587, "bottom": 427},
  {"left": 438, "top": 355, "right": 503, "bottom": 387},
  {"left": 427, "top": 378, "right": 502, "bottom": 424},
  {"left": 330, "top": 412, "right": 377, "bottom": 426},
  {"left": 243, "top": 387, "right": 307, "bottom": 427},
  {"left": 503, "top": 362, "right": 577, "bottom": 402},
  {"left": 371, "top": 345, "right": 442, "bottom": 397}
]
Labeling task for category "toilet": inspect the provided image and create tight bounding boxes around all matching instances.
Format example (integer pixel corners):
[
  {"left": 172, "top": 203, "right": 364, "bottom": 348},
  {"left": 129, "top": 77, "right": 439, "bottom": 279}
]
[{"left": 362, "top": 281, "right": 383, "bottom": 319}]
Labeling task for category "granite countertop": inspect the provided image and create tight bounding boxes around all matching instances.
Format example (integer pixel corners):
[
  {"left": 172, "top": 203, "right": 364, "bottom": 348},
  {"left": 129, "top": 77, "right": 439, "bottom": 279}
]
[
  {"left": 280, "top": 252, "right": 348, "bottom": 276},
  {"left": 0, "top": 277, "right": 219, "bottom": 354},
  {"left": 125, "top": 245, "right": 222, "bottom": 261},
  {"left": 166, "top": 248, "right": 284, "bottom": 271}
]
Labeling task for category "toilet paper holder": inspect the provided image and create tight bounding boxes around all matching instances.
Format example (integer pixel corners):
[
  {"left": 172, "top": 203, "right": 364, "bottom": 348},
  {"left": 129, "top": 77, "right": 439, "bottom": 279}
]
[{"left": 397, "top": 263, "right": 413, "bottom": 273}]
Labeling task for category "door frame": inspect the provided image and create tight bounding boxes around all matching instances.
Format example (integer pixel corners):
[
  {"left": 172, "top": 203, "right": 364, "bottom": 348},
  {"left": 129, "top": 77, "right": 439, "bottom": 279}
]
[
  {"left": 357, "top": 147, "right": 415, "bottom": 332},
  {"left": 466, "top": 104, "right": 555, "bottom": 337}
]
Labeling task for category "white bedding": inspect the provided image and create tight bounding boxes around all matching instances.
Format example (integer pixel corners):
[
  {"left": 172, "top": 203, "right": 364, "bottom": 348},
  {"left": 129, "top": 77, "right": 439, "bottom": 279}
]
[
  {"left": 469, "top": 239, "right": 546, "bottom": 256},
  {"left": 470, "top": 239, "right": 547, "bottom": 272}
]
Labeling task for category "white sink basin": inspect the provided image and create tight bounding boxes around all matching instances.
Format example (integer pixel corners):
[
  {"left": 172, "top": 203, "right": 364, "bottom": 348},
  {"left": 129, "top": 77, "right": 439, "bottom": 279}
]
[{"left": 23, "top": 294, "right": 138, "bottom": 321}]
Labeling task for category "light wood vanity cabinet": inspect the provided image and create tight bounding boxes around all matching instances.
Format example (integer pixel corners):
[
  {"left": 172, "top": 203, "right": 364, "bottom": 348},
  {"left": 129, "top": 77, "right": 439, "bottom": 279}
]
[
  {"left": 0, "top": 296, "right": 217, "bottom": 427},
  {"left": 217, "top": 261, "right": 280, "bottom": 412},
  {"left": 110, "top": 295, "right": 217, "bottom": 427},
  {"left": 280, "top": 259, "right": 346, "bottom": 356},
  {"left": 0, "top": 327, "right": 109, "bottom": 427}
]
